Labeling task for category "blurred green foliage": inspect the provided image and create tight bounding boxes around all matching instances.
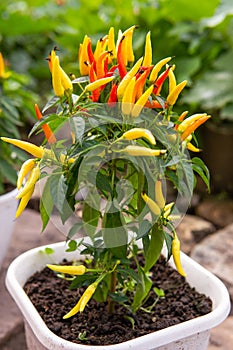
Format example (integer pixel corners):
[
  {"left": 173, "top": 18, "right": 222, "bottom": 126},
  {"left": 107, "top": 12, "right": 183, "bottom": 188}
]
[
  {"left": 0, "top": 0, "right": 233, "bottom": 122},
  {"left": 0, "top": 56, "right": 37, "bottom": 193}
]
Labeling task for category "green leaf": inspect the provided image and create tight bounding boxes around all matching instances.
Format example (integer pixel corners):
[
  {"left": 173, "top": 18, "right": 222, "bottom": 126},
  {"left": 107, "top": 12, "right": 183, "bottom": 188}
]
[
  {"left": 40, "top": 177, "right": 54, "bottom": 231},
  {"left": 163, "top": 231, "right": 173, "bottom": 260},
  {"left": 44, "top": 247, "right": 54, "bottom": 255},
  {"left": 137, "top": 220, "right": 152, "bottom": 240},
  {"left": 108, "top": 292, "right": 128, "bottom": 303},
  {"left": 82, "top": 201, "right": 100, "bottom": 238},
  {"left": 131, "top": 266, "right": 152, "bottom": 313},
  {"left": 192, "top": 157, "right": 210, "bottom": 191},
  {"left": 66, "top": 240, "right": 78, "bottom": 252},
  {"left": 69, "top": 116, "right": 85, "bottom": 143},
  {"left": 102, "top": 204, "right": 128, "bottom": 259},
  {"left": 50, "top": 173, "right": 68, "bottom": 214},
  {"left": 153, "top": 287, "right": 165, "bottom": 298},
  {"left": 144, "top": 226, "right": 164, "bottom": 272},
  {"left": 70, "top": 274, "right": 97, "bottom": 290},
  {"left": 68, "top": 222, "right": 84, "bottom": 240},
  {"left": 0, "top": 159, "right": 17, "bottom": 186}
]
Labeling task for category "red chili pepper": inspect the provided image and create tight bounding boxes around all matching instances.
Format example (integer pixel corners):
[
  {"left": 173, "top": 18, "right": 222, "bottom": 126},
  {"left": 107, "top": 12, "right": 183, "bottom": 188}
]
[
  {"left": 89, "top": 63, "right": 97, "bottom": 83},
  {"left": 117, "top": 36, "right": 127, "bottom": 79},
  {"left": 34, "top": 104, "right": 56, "bottom": 144},
  {"left": 108, "top": 83, "right": 118, "bottom": 105},
  {"left": 109, "top": 64, "right": 118, "bottom": 73},
  {"left": 153, "top": 66, "right": 171, "bottom": 95},
  {"left": 104, "top": 56, "right": 109, "bottom": 76},
  {"left": 87, "top": 41, "right": 94, "bottom": 65}
]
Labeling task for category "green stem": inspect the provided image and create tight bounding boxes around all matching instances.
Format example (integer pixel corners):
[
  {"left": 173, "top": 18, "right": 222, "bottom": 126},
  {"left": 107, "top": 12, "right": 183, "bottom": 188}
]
[{"left": 137, "top": 167, "right": 144, "bottom": 215}]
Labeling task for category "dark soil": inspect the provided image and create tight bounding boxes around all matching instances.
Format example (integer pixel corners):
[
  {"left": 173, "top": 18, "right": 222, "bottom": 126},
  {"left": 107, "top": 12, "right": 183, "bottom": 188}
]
[{"left": 24, "top": 256, "right": 212, "bottom": 346}]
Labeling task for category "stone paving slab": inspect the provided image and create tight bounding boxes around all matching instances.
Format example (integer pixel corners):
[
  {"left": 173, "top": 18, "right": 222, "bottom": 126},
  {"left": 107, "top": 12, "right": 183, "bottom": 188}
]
[
  {"left": 195, "top": 198, "right": 233, "bottom": 228},
  {"left": 176, "top": 214, "right": 216, "bottom": 254},
  {"left": 0, "top": 209, "right": 232, "bottom": 349},
  {"left": 191, "top": 223, "right": 233, "bottom": 300}
]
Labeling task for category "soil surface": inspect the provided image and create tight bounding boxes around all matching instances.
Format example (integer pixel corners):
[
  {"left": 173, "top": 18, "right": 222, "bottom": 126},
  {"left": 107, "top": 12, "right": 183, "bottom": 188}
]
[{"left": 24, "top": 256, "right": 212, "bottom": 346}]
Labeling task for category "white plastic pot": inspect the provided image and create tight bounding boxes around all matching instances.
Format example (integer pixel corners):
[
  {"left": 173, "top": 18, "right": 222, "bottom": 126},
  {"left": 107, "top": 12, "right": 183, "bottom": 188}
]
[
  {"left": 6, "top": 239, "right": 230, "bottom": 350},
  {"left": 0, "top": 187, "right": 18, "bottom": 269}
]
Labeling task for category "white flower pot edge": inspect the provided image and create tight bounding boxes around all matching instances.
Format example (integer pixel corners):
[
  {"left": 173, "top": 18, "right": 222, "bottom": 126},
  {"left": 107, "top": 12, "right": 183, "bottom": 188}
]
[
  {"left": 0, "top": 187, "right": 18, "bottom": 269},
  {"left": 5, "top": 239, "right": 231, "bottom": 350}
]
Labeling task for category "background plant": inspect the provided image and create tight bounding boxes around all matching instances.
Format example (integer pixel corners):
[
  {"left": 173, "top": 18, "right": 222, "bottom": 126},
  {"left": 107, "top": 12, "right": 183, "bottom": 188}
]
[{"left": 0, "top": 52, "right": 37, "bottom": 194}]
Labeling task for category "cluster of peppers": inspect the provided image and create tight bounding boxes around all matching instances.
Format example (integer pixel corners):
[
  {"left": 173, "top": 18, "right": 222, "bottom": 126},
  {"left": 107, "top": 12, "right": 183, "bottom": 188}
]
[{"left": 0, "top": 25, "right": 211, "bottom": 318}]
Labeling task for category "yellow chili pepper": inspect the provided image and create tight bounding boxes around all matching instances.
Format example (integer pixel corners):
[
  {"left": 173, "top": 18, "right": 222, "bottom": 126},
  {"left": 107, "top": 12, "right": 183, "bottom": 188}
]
[
  {"left": 85, "top": 76, "right": 114, "bottom": 92},
  {"left": 52, "top": 55, "right": 64, "bottom": 97},
  {"left": 121, "top": 25, "right": 137, "bottom": 65},
  {"left": 155, "top": 179, "right": 165, "bottom": 209},
  {"left": 122, "top": 128, "right": 156, "bottom": 145},
  {"left": 108, "top": 27, "right": 117, "bottom": 61},
  {"left": 141, "top": 192, "right": 161, "bottom": 216},
  {"left": 60, "top": 66, "right": 73, "bottom": 92},
  {"left": 17, "top": 158, "right": 35, "bottom": 190},
  {"left": 63, "top": 283, "right": 97, "bottom": 318},
  {"left": 172, "top": 232, "right": 186, "bottom": 277},
  {"left": 59, "top": 153, "right": 75, "bottom": 164},
  {"left": 186, "top": 142, "right": 201, "bottom": 152},
  {"left": 167, "top": 80, "right": 187, "bottom": 106},
  {"left": 0, "top": 52, "right": 11, "bottom": 79},
  {"left": 163, "top": 202, "right": 174, "bottom": 218},
  {"left": 1, "top": 137, "right": 44, "bottom": 158},
  {"left": 117, "top": 57, "right": 143, "bottom": 99},
  {"left": 121, "top": 76, "right": 136, "bottom": 115},
  {"left": 15, "top": 186, "right": 35, "bottom": 219},
  {"left": 47, "top": 264, "right": 86, "bottom": 275},
  {"left": 149, "top": 57, "right": 172, "bottom": 83},
  {"left": 94, "top": 35, "right": 108, "bottom": 61},
  {"left": 121, "top": 145, "right": 166, "bottom": 157},
  {"left": 142, "top": 31, "right": 152, "bottom": 67},
  {"left": 16, "top": 165, "right": 40, "bottom": 199},
  {"left": 168, "top": 64, "right": 176, "bottom": 93},
  {"left": 131, "top": 85, "right": 154, "bottom": 118},
  {"left": 79, "top": 35, "right": 91, "bottom": 76}
]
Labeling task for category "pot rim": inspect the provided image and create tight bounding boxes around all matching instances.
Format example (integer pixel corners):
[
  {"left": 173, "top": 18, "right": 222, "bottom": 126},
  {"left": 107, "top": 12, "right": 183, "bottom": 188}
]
[{"left": 0, "top": 186, "right": 18, "bottom": 203}]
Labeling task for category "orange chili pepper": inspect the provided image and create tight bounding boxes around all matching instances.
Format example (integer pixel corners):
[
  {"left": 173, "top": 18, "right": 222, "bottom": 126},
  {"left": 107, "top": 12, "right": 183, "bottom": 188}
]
[
  {"left": 181, "top": 115, "right": 211, "bottom": 141},
  {"left": 35, "top": 104, "right": 56, "bottom": 144},
  {"left": 117, "top": 36, "right": 127, "bottom": 78},
  {"left": 174, "top": 111, "right": 189, "bottom": 130}
]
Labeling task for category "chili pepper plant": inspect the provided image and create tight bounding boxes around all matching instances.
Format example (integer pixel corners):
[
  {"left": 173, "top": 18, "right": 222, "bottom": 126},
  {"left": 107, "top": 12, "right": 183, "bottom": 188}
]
[{"left": 1, "top": 26, "right": 211, "bottom": 319}]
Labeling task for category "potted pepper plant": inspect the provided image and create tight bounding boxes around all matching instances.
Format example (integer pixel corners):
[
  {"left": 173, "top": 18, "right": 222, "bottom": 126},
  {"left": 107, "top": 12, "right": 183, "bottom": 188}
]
[
  {"left": 3, "top": 26, "right": 230, "bottom": 349},
  {"left": 0, "top": 52, "right": 36, "bottom": 268}
]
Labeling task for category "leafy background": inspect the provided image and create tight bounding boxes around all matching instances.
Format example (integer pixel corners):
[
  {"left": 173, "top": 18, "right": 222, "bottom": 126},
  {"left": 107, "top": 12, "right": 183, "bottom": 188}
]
[{"left": 1, "top": 0, "right": 233, "bottom": 122}]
